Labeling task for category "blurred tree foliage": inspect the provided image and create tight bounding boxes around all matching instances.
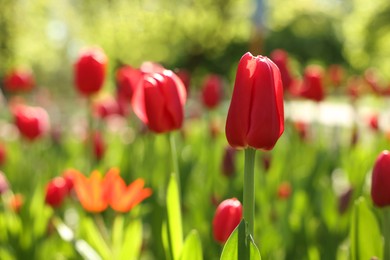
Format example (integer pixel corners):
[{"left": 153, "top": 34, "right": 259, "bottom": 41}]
[{"left": 0, "top": 0, "right": 390, "bottom": 94}]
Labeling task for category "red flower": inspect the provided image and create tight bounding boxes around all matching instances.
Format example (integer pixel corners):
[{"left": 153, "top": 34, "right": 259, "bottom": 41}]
[
  {"left": 62, "top": 169, "right": 78, "bottom": 193},
  {"left": 212, "top": 198, "right": 242, "bottom": 244},
  {"left": 92, "top": 96, "right": 121, "bottom": 119},
  {"left": 225, "top": 52, "right": 284, "bottom": 150},
  {"left": 270, "top": 49, "right": 293, "bottom": 91},
  {"left": 92, "top": 131, "right": 106, "bottom": 161},
  {"left": 292, "top": 65, "right": 324, "bottom": 102},
  {"left": 74, "top": 47, "right": 107, "bottom": 96},
  {"left": 4, "top": 68, "right": 35, "bottom": 92},
  {"left": 13, "top": 105, "right": 50, "bottom": 141},
  {"left": 0, "top": 143, "right": 6, "bottom": 166},
  {"left": 201, "top": 74, "right": 223, "bottom": 109},
  {"left": 371, "top": 151, "right": 390, "bottom": 207},
  {"left": 221, "top": 146, "right": 236, "bottom": 177},
  {"left": 45, "top": 177, "right": 68, "bottom": 208},
  {"left": 132, "top": 70, "right": 187, "bottom": 133},
  {"left": 10, "top": 194, "right": 23, "bottom": 213},
  {"left": 277, "top": 182, "right": 292, "bottom": 199},
  {"left": 327, "top": 64, "right": 344, "bottom": 87},
  {"left": 116, "top": 65, "right": 143, "bottom": 102}
]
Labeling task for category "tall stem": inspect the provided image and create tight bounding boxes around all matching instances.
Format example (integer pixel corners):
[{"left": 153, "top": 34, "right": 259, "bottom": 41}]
[
  {"left": 244, "top": 148, "right": 256, "bottom": 237},
  {"left": 169, "top": 132, "right": 180, "bottom": 189},
  {"left": 383, "top": 208, "right": 390, "bottom": 260}
]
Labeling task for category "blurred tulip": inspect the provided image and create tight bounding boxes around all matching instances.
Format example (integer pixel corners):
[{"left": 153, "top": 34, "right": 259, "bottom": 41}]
[
  {"left": 261, "top": 152, "right": 272, "bottom": 172},
  {"left": 346, "top": 76, "right": 362, "bottom": 102},
  {"left": 225, "top": 52, "right": 284, "bottom": 150},
  {"left": 0, "top": 171, "right": 9, "bottom": 194},
  {"left": 103, "top": 168, "right": 152, "bottom": 213},
  {"left": 0, "top": 143, "right": 6, "bottom": 166},
  {"left": 13, "top": 105, "right": 50, "bottom": 141},
  {"left": 10, "top": 193, "right": 23, "bottom": 213},
  {"left": 132, "top": 70, "right": 187, "bottom": 133},
  {"left": 176, "top": 69, "right": 191, "bottom": 95},
  {"left": 371, "top": 150, "right": 390, "bottom": 207},
  {"left": 270, "top": 49, "right": 293, "bottom": 91},
  {"left": 212, "top": 198, "right": 242, "bottom": 244},
  {"left": 294, "top": 120, "right": 309, "bottom": 141},
  {"left": 45, "top": 177, "right": 68, "bottom": 208},
  {"left": 201, "top": 74, "right": 223, "bottom": 109},
  {"left": 368, "top": 114, "right": 379, "bottom": 132},
  {"left": 116, "top": 65, "right": 142, "bottom": 102},
  {"left": 72, "top": 168, "right": 152, "bottom": 213},
  {"left": 209, "top": 118, "right": 222, "bottom": 139},
  {"left": 74, "top": 47, "right": 107, "bottom": 96},
  {"left": 292, "top": 65, "right": 324, "bottom": 102},
  {"left": 221, "top": 146, "right": 236, "bottom": 177},
  {"left": 92, "top": 96, "right": 121, "bottom": 119},
  {"left": 72, "top": 170, "right": 108, "bottom": 213},
  {"left": 92, "top": 131, "right": 106, "bottom": 161},
  {"left": 139, "top": 61, "right": 165, "bottom": 75},
  {"left": 327, "top": 64, "right": 344, "bottom": 87},
  {"left": 62, "top": 169, "right": 77, "bottom": 193},
  {"left": 4, "top": 68, "right": 35, "bottom": 92},
  {"left": 277, "top": 182, "right": 292, "bottom": 199},
  {"left": 338, "top": 187, "right": 353, "bottom": 214}
]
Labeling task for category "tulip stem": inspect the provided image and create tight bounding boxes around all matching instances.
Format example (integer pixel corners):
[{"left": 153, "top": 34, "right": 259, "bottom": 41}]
[
  {"left": 244, "top": 148, "right": 256, "bottom": 238},
  {"left": 169, "top": 132, "right": 180, "bottom": 186},
  {"left": 383, "top": 208, "right": 390, "bottom": 260}
]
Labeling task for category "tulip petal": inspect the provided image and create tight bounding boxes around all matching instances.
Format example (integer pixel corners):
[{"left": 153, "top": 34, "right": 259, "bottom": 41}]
[{"left": 226, "top": 52, "right": 255, "bottom": 148}]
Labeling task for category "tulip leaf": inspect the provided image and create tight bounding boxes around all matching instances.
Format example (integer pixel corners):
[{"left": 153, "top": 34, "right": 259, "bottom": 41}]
[
  {"left": 180, "top": 230, "right": 203, "bottom": 260},
  {"left": 166, "top": 173, "right": 183, "bottom": 260},
  {"left": 81, "top": 217, "right": 111, "bottom": 260},
  {"left": 119, "top": 218, "right": 142, "bottom": 260},
  {"left": 220, "top": 219, "right": 261, "bottom": 260},
  {"left": 349, "top": 197, "right": 382, "bottom": 260}
]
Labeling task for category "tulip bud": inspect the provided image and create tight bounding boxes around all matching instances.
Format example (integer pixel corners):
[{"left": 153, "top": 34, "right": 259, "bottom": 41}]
[
  {"left": 13, "top": 105, "right": 50, "bottom": 141},
  {"left": 4, "top": 68, "right": 35, "bottom": 92},
  {"left": 270, "top": 49, "right": 293, "bottom": 91},
  {"left": 10, "top": 193, "right": 23, "bottom": 213},
  {"left": 277, "top": 182, "right": 292, "bottom": 200},
  {"left": 62, "top": 169, "right": 76, "bottom": 193},
  {"left": 93, "top": 131, "right": 106, "bottom": 161},
  {"left": 0, "top": 143, "right": 6, "bottom": 166},
  {"left": 371, "top": 151, "right": 390, "bottom": 207},
  {"left": 116, "top": 65, "right": 142, "bottom": 102},
  {"left": 225, "top": 52, "right": 284, "bottom": 150},
  {"left": 368, "top": 114, "right": 379, "bottom": 132},
  {"left": 212, "top": 198, "right": 242, "bottom": 244},
  {"left": 45, "top": 177, "right": 68, "bottom": 208},
  {"left": 132, "top": 70, "right": 187, "bottom": 133},
  {"left": 201, "top": 74, "right": 223, "bottom": 109},
  {"left": 74, "top": 47, "right": 107, "bottom": 96},
  {"left": 221, "top": 146, "right": 236, "bottom": 177},
  {"left": 295, "top": 65, "right": 325, "bottom": 102},
  {"left": 327, "top": 64, "right": 344, "bottom": 87},
  {"left": 0, "top": 171, "right": 9, "bottom": 194},
  {"left": 338, "top": 187, "right": 353, "bottom": 214}
]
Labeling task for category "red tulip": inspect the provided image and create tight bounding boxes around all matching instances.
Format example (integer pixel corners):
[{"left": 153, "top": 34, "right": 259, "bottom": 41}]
[
  {"left": 212, "top": 198, "right": 242, "bottom": 244},
  {"left": 201, "top": 74, "right": 223, "bottom": 109},
  {"left": 116, "top": 65, "right": 142, "bottom": 102},
  {"left": 4, "top": 68, "right": 35, "bottom": 92},
  {"left": 0, "top": 143, "right": 6, "bottom": 166},
  {"left": 225, "top": 52, "right": 284, "bottom": 150},
  {"left": 368, "top": 114, "right": 379, "bottom": 132},
  {"left": 371, "top": 151, "right": 390, "bottom": 207},
  {"left": 277, "top": 182, "right": 292, "bottom": 199},
  {"left": 13, "top": 105, "right": 50, "bottom": 141},
  {"left": 293, "top": 65, "right": 324, "bottom": 102},
  {"left": 74, "top": 47, "right": 107, "bottom": 96},
  {"left": 62, "top": 169, "right": 77, "bottom": 193},
  {"left": 270, "top": 49, "right": 293, "bottom": 91},
  {"left": 132, "top": 70, "right": 187, "bottom": 133},
  {"left": 327, "top": 64, "right": 344, "bottom": 87},
  {"left": 221, "top": 146, "right": 236, "bottom": 177},
  {"left": 176, "top": 69, "right": 191, "bottom": 95},
  {"left": 139, "top": 61, "right": 165, "bottom": 75},
  {"left": 93, "top": 131, "right": 106, "bottom": 161},
  {"left": 92, "top": 96, "right": 121, "bottom": 119},
  {"left": 45, "top": 177, "right": 68, "bottom": 208}
]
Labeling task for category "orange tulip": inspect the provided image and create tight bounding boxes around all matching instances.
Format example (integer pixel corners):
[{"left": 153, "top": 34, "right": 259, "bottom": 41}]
[
  {"left": 72, "top": 170, "right": 108, "bottom": 213},
  {"left": 104, "top": 168, "right": 152, "bottom": 213},
  {"left": 71, "top": 168, "right": 152, "bottom": 213}
]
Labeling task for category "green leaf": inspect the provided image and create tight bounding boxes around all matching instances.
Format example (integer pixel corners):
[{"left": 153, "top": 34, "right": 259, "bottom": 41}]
[
  {"left": 349, "top": 197, "right": 382, "bottom": 260},
  {"left": 112, "top": 215, "right": 124, "bottom": 257},
  {"left": 119, "top": 219, "right": 143, "bottom": 260},
  {"left": 180, "top": 230, "right": 203, "bottom": 260},
  {"left": 82, "top": 217, "right": 111, "bottom": 260},
  {"left": 221, "top": 219, "right": 261, "bottom": 260},
  {"left": 166, "top": 173, "right": 183, "bottom": 260}
]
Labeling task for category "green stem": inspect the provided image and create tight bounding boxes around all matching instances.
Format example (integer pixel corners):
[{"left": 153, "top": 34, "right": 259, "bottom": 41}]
[
  {"left": 244, "top": 148, "right": 256, "bottom": 237},
  {"left": 383, "top": 208, "right": 390, "bottom": 260},
  {"left": 169, "top": 132, "right": 180, "bottom": 190},
  {"left": 86, "top": 97, "right": 94, "bottom": 171}
]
